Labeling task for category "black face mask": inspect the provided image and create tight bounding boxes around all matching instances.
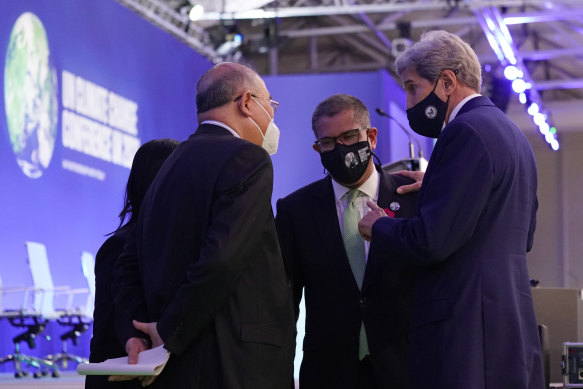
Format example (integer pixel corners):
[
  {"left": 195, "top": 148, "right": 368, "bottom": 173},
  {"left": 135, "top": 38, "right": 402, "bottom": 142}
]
[
  {"left": 320, "top": 141, "right": 371, "bottom": 185},
  {"left": 406, "top": 78, "right": 449, "bottom": 139}
]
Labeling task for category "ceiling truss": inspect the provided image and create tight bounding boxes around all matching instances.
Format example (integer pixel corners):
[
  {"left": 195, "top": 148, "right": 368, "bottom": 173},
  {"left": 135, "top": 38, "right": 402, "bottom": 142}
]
[{"left": 116, "top": 0, "right": 583, "bottom": 123}]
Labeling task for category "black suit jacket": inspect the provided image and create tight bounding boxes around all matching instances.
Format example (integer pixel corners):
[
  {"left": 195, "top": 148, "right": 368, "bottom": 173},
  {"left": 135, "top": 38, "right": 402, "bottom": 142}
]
[
  {"left": 372, "top": 96, "right": 544, "bottom": 388},
  {"left": 275, "top": 167, "right": 418, "bottom": 389},
  {"left": 87, "top": 227, "right": 140, "bottom": 389},
  {"left": 113, "top": 124, "right": 295, "bottom": 389}
]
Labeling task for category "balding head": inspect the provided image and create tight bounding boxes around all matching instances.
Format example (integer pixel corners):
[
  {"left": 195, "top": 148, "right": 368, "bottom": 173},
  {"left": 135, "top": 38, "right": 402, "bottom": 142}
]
[
  {"left": 195, "top": 62, "right": 273, "bottom": 147},
  {"left": 196, "top": 62, "right": 260, "bottom": 114}
]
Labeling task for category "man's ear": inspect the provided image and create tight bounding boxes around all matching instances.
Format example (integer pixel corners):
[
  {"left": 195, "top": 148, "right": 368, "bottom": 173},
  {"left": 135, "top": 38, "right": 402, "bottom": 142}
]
[
  {"left": 368, "top": 127, "right": 378, "bottom": 150},
  {"left": 441, "top": 69, "right": 457, "bottom": 95},
  {"left": 238, "top": 91, "right": 254, "bottom": 116}
]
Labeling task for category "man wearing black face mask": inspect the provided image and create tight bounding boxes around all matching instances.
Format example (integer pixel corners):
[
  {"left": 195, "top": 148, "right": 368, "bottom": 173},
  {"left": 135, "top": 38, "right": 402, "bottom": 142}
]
[
  {"left": 275, "top": 94, "right": 419, "bottom": 389},
  {"left": 359, "top": 31, "right": 543, "bottom": 389}
]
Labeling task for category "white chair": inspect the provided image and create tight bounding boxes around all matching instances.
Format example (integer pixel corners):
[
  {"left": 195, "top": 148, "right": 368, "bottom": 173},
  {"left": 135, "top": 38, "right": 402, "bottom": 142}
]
[
  {"left": 25, "top": 241, "right": 91, "bottom": 369},
  {"left": 46, "top": 251, "right": 96, "bottom": 368},
  {"left": 81, "top": 251, "right": 96, "bottom": 319},
  {"left": 0, "top": 272, "right": 59, "bottom": 378}
]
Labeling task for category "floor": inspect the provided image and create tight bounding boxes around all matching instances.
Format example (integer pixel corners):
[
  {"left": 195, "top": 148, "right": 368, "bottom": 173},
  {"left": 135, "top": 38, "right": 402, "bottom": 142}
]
[{"left": 0, "top": 371, "right": 84, "bottom": 388}]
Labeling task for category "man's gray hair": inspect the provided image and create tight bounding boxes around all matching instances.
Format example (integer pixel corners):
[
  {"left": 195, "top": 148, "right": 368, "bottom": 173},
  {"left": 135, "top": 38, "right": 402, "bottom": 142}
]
[
  {"left": 395, "top": 30, "right": 482, "bottom": 92},
  {"left": 196, "top": 62, "right": 258, "bottom": 114},
  {"left": 311, "top": 94, "right": 370, "bottom": 137}
]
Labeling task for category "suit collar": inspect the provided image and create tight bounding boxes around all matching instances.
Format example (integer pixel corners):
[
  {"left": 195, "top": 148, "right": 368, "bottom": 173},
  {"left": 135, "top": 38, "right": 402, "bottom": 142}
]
[
  {"left": 193, "top": 123, "right": 235, "bottom": 137},
  {"left": 199, "top": 120, "right": 240, "bottom": 137},
  {"left": 456, "top": 95, "right": 496, "bottom": 117},
  {"left": 449, "top": 93, "right": 481, "bottom": 122},
  {"left": 376, "top": 167, "right": 398, "bottom": 209}
]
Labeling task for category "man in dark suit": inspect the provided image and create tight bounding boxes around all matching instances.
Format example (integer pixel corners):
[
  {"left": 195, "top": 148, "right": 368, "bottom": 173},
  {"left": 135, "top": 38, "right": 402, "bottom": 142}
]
[
  {"left": 112, "top": 62, "right": 295, "bottom": 388},
  {"left": 276, "top": 94, "right": 419, "bottom": 389},
  {"left": 359, "top": 31, "right": 544, "bottom": 389}
]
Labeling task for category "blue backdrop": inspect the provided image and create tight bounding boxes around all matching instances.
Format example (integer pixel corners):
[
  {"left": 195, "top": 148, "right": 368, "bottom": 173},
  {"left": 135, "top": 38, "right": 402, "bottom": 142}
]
[{"left": 0, "top": 0, "right": 210, "bottom": 371}]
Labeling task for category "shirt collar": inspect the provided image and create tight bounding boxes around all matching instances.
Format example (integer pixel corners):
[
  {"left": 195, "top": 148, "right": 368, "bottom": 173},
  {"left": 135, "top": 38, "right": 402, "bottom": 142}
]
[
  {"left": 331, "top": 167, "right": 380, "bottom": 203},
  {"left": 200, "top": 120, "right": 240, "bottom": 138},
  {"left": 447, "top": 93, "right": 481, "bottom": 124}
]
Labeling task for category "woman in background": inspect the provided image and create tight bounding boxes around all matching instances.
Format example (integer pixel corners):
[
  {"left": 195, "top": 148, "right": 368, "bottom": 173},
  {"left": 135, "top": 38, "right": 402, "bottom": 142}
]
[{"left": 86, "top": 138, "right": 179, "bottom": 389}]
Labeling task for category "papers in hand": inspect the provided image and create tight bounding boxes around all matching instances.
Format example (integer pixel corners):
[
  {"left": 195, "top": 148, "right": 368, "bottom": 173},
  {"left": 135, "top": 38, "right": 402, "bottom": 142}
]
[{"left": 77, "top": 345, "right": 170, "bottom": 376}]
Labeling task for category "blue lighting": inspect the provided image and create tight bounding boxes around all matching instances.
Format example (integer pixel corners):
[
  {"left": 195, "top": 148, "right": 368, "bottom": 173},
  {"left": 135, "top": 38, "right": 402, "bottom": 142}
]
[
  {"left": 545, "top": 132, "right": 555, "bottom": 143},
  {"left": 533, "top": 112, "right": 545, "bottom": 126},
  {"left": 233, "top": 33, "right": 243, "bottom": 43},
  {"left": 512, "top": 78, "right": 527, "bottom": 93},
  {"left": 486, "top": 16, "right": 496, "bottom": 31},
  {"left": 527, "top": 103, "right": 539, "bottom": 115},
  {"left": 479, "top": 7, "right": 559, "bottom": 151},
  {"left": 504, "top": 65, "right": 522, "bottom": 80}
]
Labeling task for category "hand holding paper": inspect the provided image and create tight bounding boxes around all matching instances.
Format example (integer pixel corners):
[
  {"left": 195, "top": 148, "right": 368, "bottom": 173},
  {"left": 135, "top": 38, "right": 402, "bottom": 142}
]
[
  {"left": 76, "top": 344, "right": 170, "bottom": 376},
  {"left": 77, "top": 320, "right": 169, "bottom": 387}
]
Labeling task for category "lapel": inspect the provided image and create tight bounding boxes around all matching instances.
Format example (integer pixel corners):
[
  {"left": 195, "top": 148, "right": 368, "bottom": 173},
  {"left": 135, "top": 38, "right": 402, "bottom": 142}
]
[
  {"left": 361, "top": 167, "right": 400, "bottom": 292},
  {"left": 310, "top": 176, "right": 362, "bottom": 292}
]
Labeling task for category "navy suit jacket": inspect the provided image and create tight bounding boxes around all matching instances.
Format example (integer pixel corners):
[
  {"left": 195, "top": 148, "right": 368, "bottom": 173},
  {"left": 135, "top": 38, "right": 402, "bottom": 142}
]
[
  {"left": 276, "top": 167, "right": 418, "bottom": 389},
  {"left": 113, "top": 124, "right": 295, "bottom": 389},
  {"left": 371, "top": 96, "right": 544, "bottom": 389}
]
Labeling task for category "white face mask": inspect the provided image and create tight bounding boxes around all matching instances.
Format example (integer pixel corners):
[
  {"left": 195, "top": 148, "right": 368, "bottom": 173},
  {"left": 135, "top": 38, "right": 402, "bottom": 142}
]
[{"left": 249, "top": 96, "right": 280, "bottom": 155}]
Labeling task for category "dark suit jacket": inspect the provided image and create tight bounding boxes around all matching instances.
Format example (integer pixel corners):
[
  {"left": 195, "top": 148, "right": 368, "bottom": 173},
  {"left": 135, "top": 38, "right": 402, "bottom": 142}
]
[
  {"left": 113, "top": 124, "right": 295, "bottom": 389},
  {"left": 87, "top": 227, "right": 140, "bottom": 389},
  {"left": 371, "top": 96, "right": 544, "bottom": 389},
  {"left": 275, "top": 167, "right": 418, "bottom": 389}
]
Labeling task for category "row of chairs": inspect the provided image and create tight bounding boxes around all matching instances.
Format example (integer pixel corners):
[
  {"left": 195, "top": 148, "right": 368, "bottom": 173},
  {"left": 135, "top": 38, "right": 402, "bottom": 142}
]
[{"left": 0, "top": 241, "right": 95, "bottom": 378}]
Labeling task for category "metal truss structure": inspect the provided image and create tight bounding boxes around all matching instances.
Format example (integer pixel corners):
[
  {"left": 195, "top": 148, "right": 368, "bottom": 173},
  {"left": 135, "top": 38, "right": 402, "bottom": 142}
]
[{"left": 117, "top": 0, "right": 583, "bottom": 141}]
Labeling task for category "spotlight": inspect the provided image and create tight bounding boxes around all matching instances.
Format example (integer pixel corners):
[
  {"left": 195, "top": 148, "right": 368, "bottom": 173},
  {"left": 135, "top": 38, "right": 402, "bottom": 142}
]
[
  {"left": 503, "top": 65, "right": 522, "bottom": 80},
  {"left": 545, "top": 132, "right": 555, "bottom": 143},
  {"left": 527, "top": 103, "right": 539, "bottom": 115},
  {"left": 189, "top": 4, "right": 204, "bottom": 21},
  {"left": 533, "top": 112, "right": 545, "bottom": 126},
  {"left": 213, "top": 22, "right": 244, "bottom": 57},
  {"left": 538, "top": 122, "right": 550, "bottom": 134},
  {"left": 511, "top": 78, "right": 527, "bottom": 93}
]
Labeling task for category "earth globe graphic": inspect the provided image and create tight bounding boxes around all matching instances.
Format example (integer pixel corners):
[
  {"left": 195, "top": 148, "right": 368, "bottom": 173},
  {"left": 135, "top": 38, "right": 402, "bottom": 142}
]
[{"left": 4, "top": 12, "right": 58, "bottom": 179}]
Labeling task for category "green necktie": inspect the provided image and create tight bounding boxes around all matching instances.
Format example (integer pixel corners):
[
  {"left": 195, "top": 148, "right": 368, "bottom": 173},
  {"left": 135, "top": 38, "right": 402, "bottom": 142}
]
[{"left": 342, "top": 189, "right": 369, "bottom": 359}]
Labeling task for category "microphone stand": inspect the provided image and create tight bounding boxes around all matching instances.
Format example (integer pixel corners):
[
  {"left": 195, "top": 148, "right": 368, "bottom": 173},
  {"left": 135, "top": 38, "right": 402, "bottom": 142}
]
[{"left": 375, "top": 107, "right": 423, "bottom": 160}]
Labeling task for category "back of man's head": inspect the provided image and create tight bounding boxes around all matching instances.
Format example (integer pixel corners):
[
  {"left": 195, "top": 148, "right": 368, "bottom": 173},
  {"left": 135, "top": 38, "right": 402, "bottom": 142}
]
[{"left": 196, "top": 62, "right": 258, "bottom": 114}]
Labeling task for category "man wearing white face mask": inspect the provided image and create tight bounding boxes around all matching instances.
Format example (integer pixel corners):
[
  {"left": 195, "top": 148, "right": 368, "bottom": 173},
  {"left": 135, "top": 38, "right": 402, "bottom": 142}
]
[
  {"left": 246, "top": 94, "right": 280, "bottom": 155},
  {"left": 112, "top": 62, "right": 295, "bottom": 388}
]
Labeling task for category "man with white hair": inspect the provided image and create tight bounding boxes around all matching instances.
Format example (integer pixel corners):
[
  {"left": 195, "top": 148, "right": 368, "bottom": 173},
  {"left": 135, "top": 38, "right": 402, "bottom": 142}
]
[{"left": 359, "top": 31, "right": 544, "bottom": 389}]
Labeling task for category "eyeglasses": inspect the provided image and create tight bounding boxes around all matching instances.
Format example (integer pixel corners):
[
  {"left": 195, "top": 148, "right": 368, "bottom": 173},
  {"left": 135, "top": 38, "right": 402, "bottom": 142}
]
[
  {"left": 314, "top": 127, "right": 370, "bottom": 152},
  {"left": 234, "top": 94, "right": 279, "bottom": 114}
]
